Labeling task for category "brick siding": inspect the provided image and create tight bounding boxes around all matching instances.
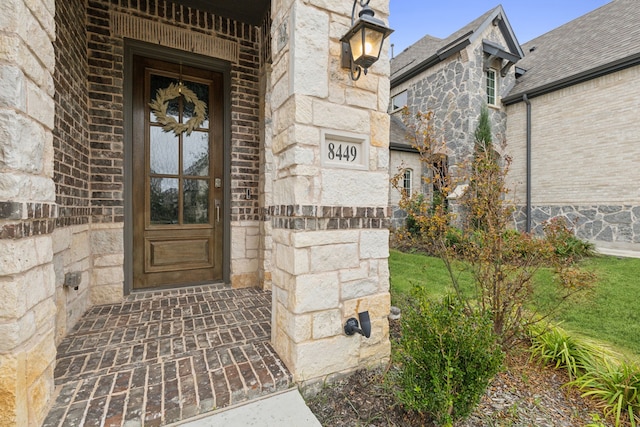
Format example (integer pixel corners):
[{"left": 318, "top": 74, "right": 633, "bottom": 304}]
[
  {"left": 54, "top": 0, "right": 92, "bottom": 228},
  {"left": 82, "top": 0, "right": 262, "bottom": 224}
]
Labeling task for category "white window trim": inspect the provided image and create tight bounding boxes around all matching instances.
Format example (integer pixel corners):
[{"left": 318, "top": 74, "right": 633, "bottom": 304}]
[
  {"left": 486, "top": 69, "right": 498, "bottom": 106},
  {"left": 390, "top": 90, "right": 408, "bottom": 113},
  {"left": 403, "top": 168, "right": 413, "bottom": 192}
]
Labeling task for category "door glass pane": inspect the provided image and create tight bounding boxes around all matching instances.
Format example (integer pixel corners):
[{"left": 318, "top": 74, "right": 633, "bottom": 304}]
[
  {"left": 150, "top": 178, "right": 179, "bottom": 224},
  {"left": 184, "top": 179, "right": 209, "bottom": 224},
  {"left": 150, "top": 127, "right": 179, "bottom": 174},
  {"left": 183, "top": 80, "right": 209, "bottom": 129},
  {"left": 150, "top": 74, "right": 180, "bottom": 123},
  {"left": 184, "top": 131, "right": 209, "bottom": 176}
]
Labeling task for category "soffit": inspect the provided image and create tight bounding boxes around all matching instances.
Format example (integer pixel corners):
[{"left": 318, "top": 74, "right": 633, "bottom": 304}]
[{"left": 175, "top": 0, "right": 270, "bottom": 26}]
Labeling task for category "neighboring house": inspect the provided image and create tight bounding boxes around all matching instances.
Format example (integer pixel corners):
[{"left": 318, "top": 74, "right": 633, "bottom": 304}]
[
  {"left": 504, "top": 0, "right": 640, "bottom": 254},
  {"left": 389, "top": 5, "right": 523, "bottom": 225},
  {"left": 388, "top": 0, "right": 640, "bottom": 254},
  {"left": 0, "top": 1, "right": 394, "bottom": 424}
]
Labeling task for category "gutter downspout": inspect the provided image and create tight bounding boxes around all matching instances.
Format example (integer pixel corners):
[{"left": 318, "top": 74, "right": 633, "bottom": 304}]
[{"left": 523, "top": 94, "right": 532, "bottom": 233}]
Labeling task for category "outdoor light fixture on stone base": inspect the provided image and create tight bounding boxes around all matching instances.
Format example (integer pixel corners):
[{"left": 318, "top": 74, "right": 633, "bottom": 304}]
[{"left": 341, "top": 0, "right": 393, "bottom": 80}]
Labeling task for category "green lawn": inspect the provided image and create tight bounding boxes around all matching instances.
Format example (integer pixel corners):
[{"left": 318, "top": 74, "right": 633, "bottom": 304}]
[{"left": 389, "top": 249, "right": 640, "bottom": 358}]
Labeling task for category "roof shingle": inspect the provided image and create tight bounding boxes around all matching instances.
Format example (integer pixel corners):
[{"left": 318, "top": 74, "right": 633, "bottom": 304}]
[{"left": 507, "top": 0, "right": 640, "bottom": 99}]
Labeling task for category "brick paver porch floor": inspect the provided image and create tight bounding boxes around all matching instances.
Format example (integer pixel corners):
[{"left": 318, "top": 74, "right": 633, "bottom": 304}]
[{"left": 42, "top": 284, "right": 292, "bottom": 427}]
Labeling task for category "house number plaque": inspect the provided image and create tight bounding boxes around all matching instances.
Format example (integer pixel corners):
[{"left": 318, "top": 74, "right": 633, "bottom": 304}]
[{"left": 321, "top": 130, "right": 369, "bottom": 170}]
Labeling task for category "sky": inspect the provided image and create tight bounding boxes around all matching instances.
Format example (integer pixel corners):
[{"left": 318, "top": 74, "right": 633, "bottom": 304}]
[{"left": 388, "top": 0, "right": 612, "bottom": 56}]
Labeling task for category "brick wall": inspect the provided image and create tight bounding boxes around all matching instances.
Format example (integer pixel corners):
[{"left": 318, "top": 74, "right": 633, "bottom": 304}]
[
  {"left": 86, "top": 0, "right": 262, "bottom": 224},
  {"left": 54, "top": 0, "right": 91, "bottom": 228}
]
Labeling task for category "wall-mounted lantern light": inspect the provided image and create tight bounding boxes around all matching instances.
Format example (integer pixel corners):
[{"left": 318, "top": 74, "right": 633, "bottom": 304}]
[{"left": 341, "top": 0, "right": 393, "bottom": 80}]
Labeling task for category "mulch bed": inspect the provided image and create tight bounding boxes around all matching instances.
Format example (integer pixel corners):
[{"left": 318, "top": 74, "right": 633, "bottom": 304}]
[{"left": 307, "top": 319, "right": 608, "bottom": 426}]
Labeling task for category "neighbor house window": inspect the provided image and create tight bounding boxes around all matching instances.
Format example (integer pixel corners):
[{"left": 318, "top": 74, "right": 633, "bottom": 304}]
[
  {"left": 403, "top": 169, "right": 413, "bottom": 192},
  {"left": 486, "top": 69, "right": 497, "bottom": 105},
  {"left": 391, "top": 90, "right": 408, "bottom": 112}
]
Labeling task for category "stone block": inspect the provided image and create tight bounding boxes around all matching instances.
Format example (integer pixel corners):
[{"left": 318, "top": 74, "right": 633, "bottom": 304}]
[
  {"left": 25, "top": 264, "right": 55, "bottom": 311},
  {"left": 292, "top": 3, "right": 329, "bottom": 98},
  {"left": 0, "top": 65, "right": 25, "bottom": 110},
  {"left": 0, "top": 312, "right": 35, "bottom": 351},
  {"left": 291, "top": 272, "right": 340, "bottom": 313},
  {"left": 90, "top": 226, "right": 124, "bottom": 255},
  {"left": 0, "top": 173, "right": 55, "bottom": 201},
  {"left": 275, "top": 243, "right": 309, "bottom": 275},
  {"left": 291, "top": 335, "right": 360, "bottom": 381},
  {"left": 92, "top": 266, "right": 124, "bottom": 287},
  {"left": 27, "top": 365, "right": 53, "bottom": 427},
  {"left": 321, "top": 170, "right": 388, "bottom": 206},
  {"left": 93, "top": 254, "right": 124, "bottom": 268},
  {"left": 342, "top": 292, "right": 390, "bottom": 320},
  {"left": 231, "top": 227, "right": 247, "bottom": 259},
  {"left": 0, "top": 276, "right": 26, "bottom": 321},
  {"left": 33, "top": 298, "right": 56, "bottom": 332},
  {"left": 360, "top": 229, "right": 389, "bottom": 259},
  {"left": 0, "top": 110, "right": 45, "bottom": 173},
  {"left": 69, "top": 231, "right": 91, "bottom": 268},
  {"left": 292, "top": 230, "right": 359, "bottom": 248},
  {"left": 346, "top": 88, "right": 378, "bottom": 110},
  {"left": 312, "top": 309, "right": 342, "bottom": 339},
  {"left": 24, "top": 0, "right": 56, "bottom": 40},
  {"left": 25, "top": 330, "right": 55, "bottom": 388},
  {"left": 278, "top": 145, "right": 315, "bottom": 169},
  {"left": 231, "top": 272, "right": 258, "bottom": 288},
  {"left": 312, "top": 99, "right": 369, "bottom": 133},
  {"left": 0, "top": 352, "right": 27, "bottom": 427},
  {"left": 309, "top": 243, "right": 359, "bottom": 273},
  {"left": 370, "top": 111, "right": 390, "bottom": 148},
  {"left": 90, "top": 284, "right": 123, "bottom": 305},
  {"left": 0, "top": 236, "right": 52, "bottom": 276},
  {"left": 339, "top": 262, "right": 369, "bottom": 282},
  {"left": 341, "top": 278, "right": 379, "bottom": 300},
  {"left": 51, "top": 226, "right": 72, "bottom": 254},
  {"left": 26, "top": 78, "right": 54, "bottom": 129},
  {"left": 276, "top": 307, "right": 312, "bottom": 343}
]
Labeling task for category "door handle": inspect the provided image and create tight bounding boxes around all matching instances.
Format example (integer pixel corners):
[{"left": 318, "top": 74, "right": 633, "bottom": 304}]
[{"left": 215, "top": 199, "right": 221, "bottom": 223}]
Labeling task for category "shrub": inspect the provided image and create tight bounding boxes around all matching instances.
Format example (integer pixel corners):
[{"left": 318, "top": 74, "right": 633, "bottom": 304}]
[
  {"left": 528, "top": 323, "right": 610, "bottom": 380},
  {"left": 572, "top": 359, "right": 640, "bottom": 427},
  {"left": 543, "top": 217, "right": 595, "bottom": 259},
  {"left": 395, "top": 292, "right": 503, "bottom": 426}
]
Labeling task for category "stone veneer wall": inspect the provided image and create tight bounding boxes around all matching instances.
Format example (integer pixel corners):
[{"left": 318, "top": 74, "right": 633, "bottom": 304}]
[
  {"left": 84, "top": 0, "right": 264, "bottom": 294},
  {"left": 389, "top": 23, "right": 517, "bottom": 224},
  {"left": 267, "top": 0, "right": 392, "bottom": 384},
  {"left": 0, "top": 0, "right": 58, "bottom": 425},
  {"left": 505, "top": 66, "right": 640, "bottom": 252},
  {"left": 513, "top": 205, "right": 640, "bottom": 248}
]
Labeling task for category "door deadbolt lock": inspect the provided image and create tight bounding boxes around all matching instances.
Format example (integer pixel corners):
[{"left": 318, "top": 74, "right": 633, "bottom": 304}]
[{"left": 214, "top": 178, "right": 222, "bottom": 188}]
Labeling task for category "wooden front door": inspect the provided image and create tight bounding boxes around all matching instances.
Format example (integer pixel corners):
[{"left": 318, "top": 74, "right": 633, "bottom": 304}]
[{"left": 132, "top": 56, "right": 224, "bottom": 289}]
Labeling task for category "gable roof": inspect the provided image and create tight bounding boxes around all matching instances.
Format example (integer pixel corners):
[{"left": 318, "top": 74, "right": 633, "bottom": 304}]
[
  {"left": 504, "top": 0, "right": 640, "bottom": 103},
  {"left": 389, "top": 115, "right": 416, "bottom": 152},
  {"left": 391, "top": 5, "right": 523, "bottom": 87}
]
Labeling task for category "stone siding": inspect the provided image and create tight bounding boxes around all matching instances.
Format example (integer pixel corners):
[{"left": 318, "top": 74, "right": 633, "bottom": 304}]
[
  {"left": 389, "top": 23, "right": 517, "bottom": 223},
  {"left": 514, "top": 205, "right": 640, "bottom": 248},
  {"left": 0, "top": 0, "right": 57, "bottom": 424},
  {"left": 506, "top": 65, "right": 640, "bottom": 251},
  {"left": 268, "top": 0, "right": 392, "bottom": 384}
]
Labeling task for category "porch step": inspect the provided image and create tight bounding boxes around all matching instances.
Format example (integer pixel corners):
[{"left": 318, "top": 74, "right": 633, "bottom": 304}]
[{"left": 44, "top": 285, "right": 293, "bottom": 427}]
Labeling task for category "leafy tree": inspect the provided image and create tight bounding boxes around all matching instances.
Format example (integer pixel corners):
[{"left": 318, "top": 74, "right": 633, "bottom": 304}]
[{"left": 392, "top": 106, "right": 595, "bottom": 346}]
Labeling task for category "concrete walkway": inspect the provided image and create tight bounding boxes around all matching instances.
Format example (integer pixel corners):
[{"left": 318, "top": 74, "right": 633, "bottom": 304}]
[{"left": 172, "top": 389, "right": 321, "bottom": 427}]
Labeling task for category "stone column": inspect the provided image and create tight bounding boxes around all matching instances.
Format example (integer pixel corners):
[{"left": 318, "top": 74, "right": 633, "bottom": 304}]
[
  {"left": 0, "top": 0, "right": 57, "bottom": 425},
  {"left": 268, "top": 0, "right": 392, "bottom": 384}
]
